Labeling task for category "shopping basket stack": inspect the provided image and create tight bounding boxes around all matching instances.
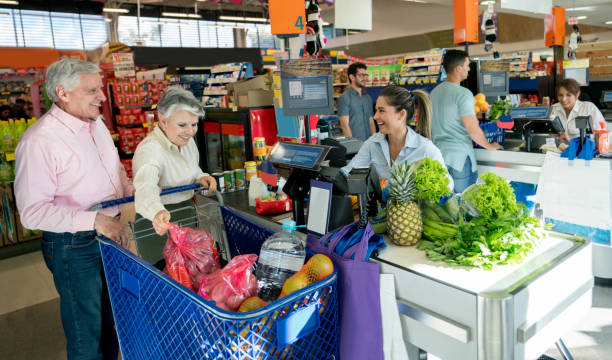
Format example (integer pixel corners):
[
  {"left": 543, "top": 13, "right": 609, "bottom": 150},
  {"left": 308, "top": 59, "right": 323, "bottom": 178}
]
[
  {"left": 474, "top": 120, "right": 506, "bottom": 149},
  {"left": 98, "top": 196, "right": 339, "bottom": 360}
]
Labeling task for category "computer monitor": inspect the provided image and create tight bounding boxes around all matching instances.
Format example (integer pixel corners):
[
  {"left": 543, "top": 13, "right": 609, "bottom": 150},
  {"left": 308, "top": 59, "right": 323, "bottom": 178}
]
[
  {"left": 478, "top": 71, "right": 509, "bottom": 103},
  {"left": 564, "top": 67, "right": 589, "bottom": 86},
  {"left": 280, "top": 59, "right": 334, "bottom": 116}
]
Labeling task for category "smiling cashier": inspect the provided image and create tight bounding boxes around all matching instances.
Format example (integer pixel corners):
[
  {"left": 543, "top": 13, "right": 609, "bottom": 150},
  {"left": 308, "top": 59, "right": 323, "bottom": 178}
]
[
  {"left": 550, "top": 78, "right": 605, "bottom": 140},
  {"left": 341, "top": 85, "right": 453, "bottom": 191}
]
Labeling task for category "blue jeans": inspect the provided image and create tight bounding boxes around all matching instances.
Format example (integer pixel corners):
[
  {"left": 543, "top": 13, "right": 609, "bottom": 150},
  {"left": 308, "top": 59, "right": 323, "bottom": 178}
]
[
  {"left": 448, "top": 158, "right": 478, "bottom": 193},
  {"left": 41, "top": 230, "right": 119, "bottom": 360}
]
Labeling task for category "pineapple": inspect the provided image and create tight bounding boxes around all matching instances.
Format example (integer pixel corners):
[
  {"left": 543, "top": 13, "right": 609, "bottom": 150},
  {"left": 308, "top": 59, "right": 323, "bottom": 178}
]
[{"left": 387, "top": 162, "right": 423, "bottom": 246}]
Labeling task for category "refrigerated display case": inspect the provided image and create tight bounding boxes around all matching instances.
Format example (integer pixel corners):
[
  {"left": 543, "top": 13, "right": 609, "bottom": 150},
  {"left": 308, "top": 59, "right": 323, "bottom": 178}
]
[{"left": 198, "top": 107, "right": 278, "bottom": 172}]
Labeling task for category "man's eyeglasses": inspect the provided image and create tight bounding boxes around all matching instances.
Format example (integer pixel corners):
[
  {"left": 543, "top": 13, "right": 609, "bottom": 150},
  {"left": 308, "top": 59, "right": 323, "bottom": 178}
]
[{"left": 355, "top": 73, "right": 369, "bottom": 78}]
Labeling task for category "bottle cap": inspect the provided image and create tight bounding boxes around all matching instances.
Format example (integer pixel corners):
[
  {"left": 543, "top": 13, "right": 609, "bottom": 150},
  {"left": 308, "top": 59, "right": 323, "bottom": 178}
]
[{"left": 281, "top": 219, "right": 297, "bottom": 231}]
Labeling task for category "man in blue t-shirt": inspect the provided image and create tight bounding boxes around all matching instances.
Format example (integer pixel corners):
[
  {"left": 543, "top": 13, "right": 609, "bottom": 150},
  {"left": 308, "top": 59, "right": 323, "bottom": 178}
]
[
  {"left": 431, "top": 50, "right": 503, "bottom": 193},
  {"left": 337, "top": 62, "right": 375, "bottom": 141}
]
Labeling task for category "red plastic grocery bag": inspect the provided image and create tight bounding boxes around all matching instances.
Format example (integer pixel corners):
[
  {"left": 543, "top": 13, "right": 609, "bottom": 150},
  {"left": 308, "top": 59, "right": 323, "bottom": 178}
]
[
  {"left": 197, "top": 254, "right": 259, "bottom": 311},
  {"left": 163, "top": 223, "right": 220, "bottom": 291}
]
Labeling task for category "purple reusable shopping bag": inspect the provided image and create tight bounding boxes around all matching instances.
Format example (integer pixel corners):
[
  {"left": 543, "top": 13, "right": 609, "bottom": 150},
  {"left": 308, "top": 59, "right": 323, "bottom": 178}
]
[{"left": 307, "top": 221, "right": 383, "bottom": 360}]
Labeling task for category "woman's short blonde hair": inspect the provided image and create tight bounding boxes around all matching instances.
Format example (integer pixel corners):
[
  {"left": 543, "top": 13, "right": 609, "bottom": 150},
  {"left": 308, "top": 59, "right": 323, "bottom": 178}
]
[{"left": 157, "top": 87, "right": 205, "bottom": 119}]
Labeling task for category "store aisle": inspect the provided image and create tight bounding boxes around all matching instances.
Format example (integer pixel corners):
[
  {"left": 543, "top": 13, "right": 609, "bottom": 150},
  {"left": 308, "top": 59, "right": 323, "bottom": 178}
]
[{"left": 1, "top": 250, "right": 611, "bottom": 360}]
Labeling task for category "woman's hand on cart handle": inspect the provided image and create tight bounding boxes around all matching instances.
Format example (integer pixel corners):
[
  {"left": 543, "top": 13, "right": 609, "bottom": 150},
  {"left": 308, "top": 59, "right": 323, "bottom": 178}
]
[
  {"left": 199, "top": 175, "right": 217, "bottom": 194},
  {"left": 153, "top": 210, "right": 172, "bottom": 235},
  {"left": 94, "top": 213, "right": 131, "bottom": 249}
]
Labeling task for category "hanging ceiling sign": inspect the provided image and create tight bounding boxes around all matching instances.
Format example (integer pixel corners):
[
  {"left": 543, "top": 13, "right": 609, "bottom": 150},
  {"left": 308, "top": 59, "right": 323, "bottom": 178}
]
[
  {"left": 568, "top": 17, "right": 578, "bottom": 25},
  {"left": 269, "top": 0, "right": 307, "bottom": 35},
  {"left": 500, "top": 0, "right": 552, "bottom": 15},
  {"left": 335, "top": 0, "right": 372, "bottom": 30}
]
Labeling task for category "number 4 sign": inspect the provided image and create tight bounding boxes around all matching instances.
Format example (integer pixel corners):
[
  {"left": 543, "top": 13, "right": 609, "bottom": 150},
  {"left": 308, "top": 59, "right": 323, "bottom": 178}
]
[{"left": 269, "top": 0, "right": 307, "bottom": 35}]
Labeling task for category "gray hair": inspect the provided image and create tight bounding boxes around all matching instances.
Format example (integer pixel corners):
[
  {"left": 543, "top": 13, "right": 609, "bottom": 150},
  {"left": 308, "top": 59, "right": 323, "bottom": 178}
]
[
  {"left": 157, "top": 87, "right": 205, "bottom": 119},
  {"left": 45, "top": 58, "right": 101, "bottom": 103}
]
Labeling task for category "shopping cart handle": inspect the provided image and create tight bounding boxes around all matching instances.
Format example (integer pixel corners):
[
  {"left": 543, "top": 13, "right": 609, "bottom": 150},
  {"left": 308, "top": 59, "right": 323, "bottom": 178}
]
[{"left": 91, "top": 184, "right": 206, "bottom": 210}]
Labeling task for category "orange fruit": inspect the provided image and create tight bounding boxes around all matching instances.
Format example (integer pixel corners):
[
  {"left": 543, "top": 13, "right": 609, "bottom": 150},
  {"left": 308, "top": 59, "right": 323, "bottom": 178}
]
[
  {"left": 302, "top": 254, "right": 334, "bottom": 283},
  {"left": 474, "top": 93, "right": 486, "bottom": 103},
  {"left": 479, "top": 102, "right": 489, "bottom": 112},
  {"left": 474, "top": 104, "right": 481, "bottom": 114},
  {"left": 279, "top": 271, "right": 310, "bottom": 298},
  {"left": 238, "top": 296, "right": 268, "bottom": 312}
]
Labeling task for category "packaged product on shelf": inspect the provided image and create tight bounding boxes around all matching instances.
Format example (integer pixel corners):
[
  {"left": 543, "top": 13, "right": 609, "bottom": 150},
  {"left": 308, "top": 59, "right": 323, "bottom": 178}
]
[{"left": 0, "top": 120, "right": 16, "bottom": 152}]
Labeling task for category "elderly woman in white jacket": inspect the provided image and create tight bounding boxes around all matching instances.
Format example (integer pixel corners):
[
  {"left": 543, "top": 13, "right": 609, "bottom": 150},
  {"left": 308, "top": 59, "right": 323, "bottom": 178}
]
[{"left": 132, "top": 87, "right": 216, "bottom": 266}]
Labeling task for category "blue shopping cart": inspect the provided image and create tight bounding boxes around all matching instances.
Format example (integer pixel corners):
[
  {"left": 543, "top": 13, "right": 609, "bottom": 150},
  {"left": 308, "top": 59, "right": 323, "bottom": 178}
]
[{"left": 96, "top": 185, "right": 339, "bottom": 360}]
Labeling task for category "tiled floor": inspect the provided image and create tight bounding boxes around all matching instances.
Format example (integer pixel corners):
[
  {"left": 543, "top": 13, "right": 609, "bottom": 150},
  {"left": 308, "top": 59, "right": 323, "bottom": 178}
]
[{"left": 1, "top": 250, "right": 611, "bottom": 360}]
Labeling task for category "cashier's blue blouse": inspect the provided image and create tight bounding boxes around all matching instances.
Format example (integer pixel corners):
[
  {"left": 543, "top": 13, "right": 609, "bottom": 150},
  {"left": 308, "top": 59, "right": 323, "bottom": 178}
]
[{"left": 341, "top": 129, "right": 453, "bottom": 188}]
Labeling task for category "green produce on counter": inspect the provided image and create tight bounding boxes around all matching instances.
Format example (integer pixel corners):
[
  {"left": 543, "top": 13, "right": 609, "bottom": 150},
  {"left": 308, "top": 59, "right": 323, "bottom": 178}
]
[
  {"left": 418, "top": 172, "right": 547, "bottom": 270},
  {"left": 409, "top": 157, "right": 451, "bottom": 204},
  {"left": 487, "top": 99, "right": 511, "bottom": 121}
]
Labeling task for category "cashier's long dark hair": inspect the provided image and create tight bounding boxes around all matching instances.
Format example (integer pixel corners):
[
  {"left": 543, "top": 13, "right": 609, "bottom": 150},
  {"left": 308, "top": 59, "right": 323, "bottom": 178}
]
[{"left": 379, "top": 85, "right": 432, "bottom": 139}]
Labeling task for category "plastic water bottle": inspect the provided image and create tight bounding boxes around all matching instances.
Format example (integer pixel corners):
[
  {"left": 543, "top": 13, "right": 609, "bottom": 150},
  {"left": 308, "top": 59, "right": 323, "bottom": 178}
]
[{"left": 255, "top": 220, "right": 305, "bottom": 302}]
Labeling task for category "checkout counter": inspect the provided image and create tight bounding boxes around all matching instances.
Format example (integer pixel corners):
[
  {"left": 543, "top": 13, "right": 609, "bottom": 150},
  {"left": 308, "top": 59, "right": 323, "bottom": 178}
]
[
  {"left": 473, "top": 105, "right": 612, "bottom": 283},
  {"left": 199, "top": 140, "right": 594, "bottom": 360}
]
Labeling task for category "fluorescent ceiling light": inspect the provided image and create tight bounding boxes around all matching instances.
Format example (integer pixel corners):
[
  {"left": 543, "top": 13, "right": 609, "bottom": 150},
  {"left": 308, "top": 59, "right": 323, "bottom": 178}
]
[
  {"left": 103, "top": 7, "right": 129, "bottom": 14},
  {"left": 566, "top": 7, "right": 596, "bottom": 12},
  {"left": 606, "top": 21, "right": 612, "bottom": 25},
  {"left": 575, "top": 16, "right": 587, "bottom": 20},
  {"left": 245, "top": 17, "right": 268, "bottom": 22},
  {"left": 0, "top": 1, "right": 19, "bottom": 5},
  {"left": 480, "top": 0, "right": 494, "bottom": 5},
  {"left": 219, "top": 15, "right": 267, "bottom": 22},
  {"left": 322, "top": 21, "right": 330, "bottom": 26},
  {"left": 104, "top": 18, "right": 112, "bottom": 22},
  {"left": 162, "top": 12, "right": 201, "bottom": 19},
  {"left": 402, "top": 0, "right": 427, "bottom": 3}
]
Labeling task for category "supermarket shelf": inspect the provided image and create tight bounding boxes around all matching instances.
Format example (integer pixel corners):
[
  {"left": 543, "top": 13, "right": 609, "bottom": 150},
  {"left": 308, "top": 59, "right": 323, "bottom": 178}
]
[
  {"left": 400, "top": 72, "right": 439, "bottom": 76},
  {"left": 203, "top": 92, "right": 228, "bottom": 96},
  {"left": 116, "top": 123, "right": 146, "bottom": 129},
  {"left": 207, "top": 78, "right": 238, "bottom": 84},
  {"left": 402, "top": 62, "right": 441, "bottom": 68},
  {"left": 116, "top": 104, "right": 151, "bottom": 110},
  {"left": 403, "top": 53, "right": 444, "bottom": 61},
  {"left": 332, "top": 64, "right": 348, "bottom": 68},
  {"left": 211, "top": 66, "right": 243, "bottom": 74},
  {"left": 0, "top": 91, "right": 27, "bottom": 95},
  {"left": 0, "top": 238, "right": 41, "bottom": 261}
]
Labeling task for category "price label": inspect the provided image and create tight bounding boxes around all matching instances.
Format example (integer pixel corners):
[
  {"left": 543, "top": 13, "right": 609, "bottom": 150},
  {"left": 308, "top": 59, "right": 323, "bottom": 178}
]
[{"left": 6, "top": 152, "right": 15, "bottom": 161}]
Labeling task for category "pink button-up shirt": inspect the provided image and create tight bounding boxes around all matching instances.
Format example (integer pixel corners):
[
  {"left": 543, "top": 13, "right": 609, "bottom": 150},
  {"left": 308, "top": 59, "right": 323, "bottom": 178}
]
[{"left": 15, "top": 104, "right": 134, "bottom": 233}]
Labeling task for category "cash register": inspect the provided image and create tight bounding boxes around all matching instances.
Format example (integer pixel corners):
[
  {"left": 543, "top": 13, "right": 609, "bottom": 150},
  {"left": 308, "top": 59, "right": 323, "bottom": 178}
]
[
  {"left": 508, "top": 106, "right": 565, "bottom": 152},
  {"left": 269, "top": 141, "right": 381, "bottom": 232}
]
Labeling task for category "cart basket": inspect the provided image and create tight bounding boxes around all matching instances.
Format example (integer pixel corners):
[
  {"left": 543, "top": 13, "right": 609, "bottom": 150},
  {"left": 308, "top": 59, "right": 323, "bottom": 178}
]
[{"left": 98, "top": 194, "right": 338, "bottom": 360}]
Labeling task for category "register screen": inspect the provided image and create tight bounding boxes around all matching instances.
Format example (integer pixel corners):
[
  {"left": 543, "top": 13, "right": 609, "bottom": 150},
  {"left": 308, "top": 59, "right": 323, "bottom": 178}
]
[{"left": 270, "top": 143, "right": 326, "bottom": 170}]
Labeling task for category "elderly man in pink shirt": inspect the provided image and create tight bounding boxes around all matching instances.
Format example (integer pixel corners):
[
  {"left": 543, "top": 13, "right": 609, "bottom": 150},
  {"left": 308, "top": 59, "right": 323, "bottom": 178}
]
[{"left": 15, "top": 58, "right": 132, "bottom": 360}]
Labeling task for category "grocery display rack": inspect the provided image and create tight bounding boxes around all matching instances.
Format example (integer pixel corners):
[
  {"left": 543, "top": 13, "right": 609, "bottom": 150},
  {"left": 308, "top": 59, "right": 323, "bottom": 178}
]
[{"left": 398, "top": 48, "right": 447, "bottom": 86}]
